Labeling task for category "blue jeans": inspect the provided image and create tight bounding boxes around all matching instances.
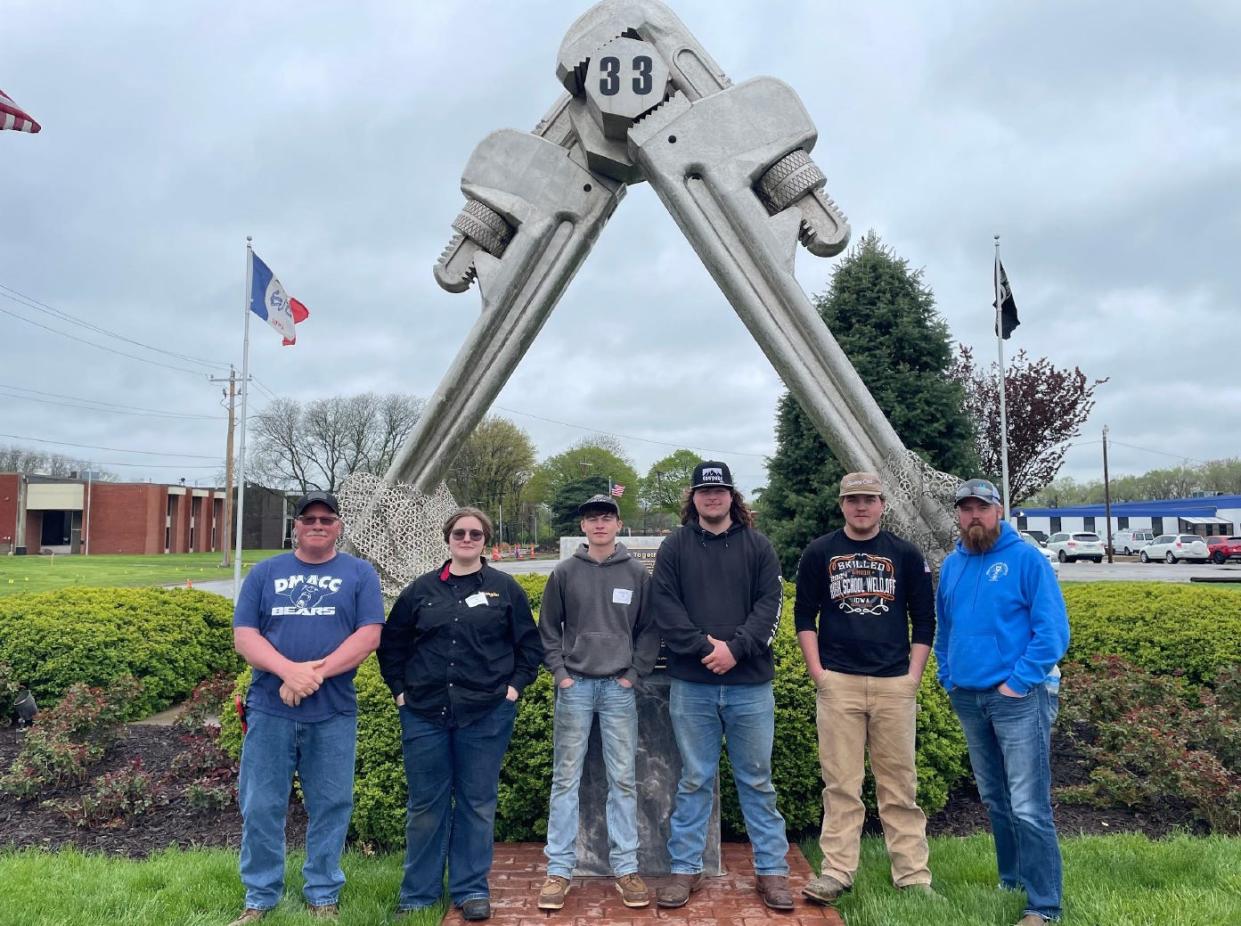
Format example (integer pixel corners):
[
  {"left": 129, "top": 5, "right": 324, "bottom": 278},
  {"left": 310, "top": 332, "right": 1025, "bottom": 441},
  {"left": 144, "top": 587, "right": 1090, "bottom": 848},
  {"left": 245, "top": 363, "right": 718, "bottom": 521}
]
[
  {"left": 949, "top": 684, "right": 1062, "bottom": 921},
  {"left": 237, "top": 709, "right": 358, "bottom": 910},
  {"left": 397, "top": 698, "right": 517, "bottom": 910},
  {"left": 544, "top": 676, "right": 640, "bottom": 878},
  {"left": 667, "top": 679, "right": 789, "bottom": 875}
]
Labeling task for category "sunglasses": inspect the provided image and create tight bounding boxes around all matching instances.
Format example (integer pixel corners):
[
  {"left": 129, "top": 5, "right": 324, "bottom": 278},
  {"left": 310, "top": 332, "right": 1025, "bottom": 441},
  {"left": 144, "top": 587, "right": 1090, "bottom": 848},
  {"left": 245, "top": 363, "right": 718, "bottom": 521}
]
[
  {"left": 450, "top": 528, "right": 486, "bottom": 541},
  {"left": 298, "top": 515, "right": 340, "bottom": 526}
]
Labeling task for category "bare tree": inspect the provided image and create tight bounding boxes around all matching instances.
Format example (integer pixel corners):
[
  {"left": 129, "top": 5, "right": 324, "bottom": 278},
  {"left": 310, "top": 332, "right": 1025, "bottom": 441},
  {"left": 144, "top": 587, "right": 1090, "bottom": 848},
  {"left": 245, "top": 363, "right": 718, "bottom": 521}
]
[
  {"left": 0, "top": 445, "right": 115, "bottom": 480},
  {"left": 248, "top": 393, "right": 424, "bottom": 492},
  {"left": 950, "top": 346, "right": 1107, "bottom": 505}
]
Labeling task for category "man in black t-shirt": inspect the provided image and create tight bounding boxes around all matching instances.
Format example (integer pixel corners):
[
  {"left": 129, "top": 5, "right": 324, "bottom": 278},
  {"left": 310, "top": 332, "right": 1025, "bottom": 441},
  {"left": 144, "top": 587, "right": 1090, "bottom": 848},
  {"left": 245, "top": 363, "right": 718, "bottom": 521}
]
[{"left": 794, "top": 473, "right": 937, "bottom": 905}]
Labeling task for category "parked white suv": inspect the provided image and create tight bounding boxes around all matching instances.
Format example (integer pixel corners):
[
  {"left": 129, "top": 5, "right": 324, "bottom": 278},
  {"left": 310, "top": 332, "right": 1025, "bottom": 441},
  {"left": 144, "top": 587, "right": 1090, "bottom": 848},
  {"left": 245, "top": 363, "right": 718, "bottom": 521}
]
[
  {"left": 1046, "top": 532, "right": 1105, "bottom": 563},
  {"left": 1021, "top": 532, "right": 1061, "bottom": 574},
  {"left": 1112, "top": 529, "right": 1154, "bottom": 555},
  {"left": 1140, "top": 534, "right": 1210, "bottom": 564}
]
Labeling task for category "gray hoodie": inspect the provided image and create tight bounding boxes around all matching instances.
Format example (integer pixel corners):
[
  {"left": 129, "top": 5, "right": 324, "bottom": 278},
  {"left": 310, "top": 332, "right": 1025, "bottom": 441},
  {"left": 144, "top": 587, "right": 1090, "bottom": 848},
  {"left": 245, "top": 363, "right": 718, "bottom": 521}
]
[{"left": 539, "top": 541, "right": 660, "bottom": 685}]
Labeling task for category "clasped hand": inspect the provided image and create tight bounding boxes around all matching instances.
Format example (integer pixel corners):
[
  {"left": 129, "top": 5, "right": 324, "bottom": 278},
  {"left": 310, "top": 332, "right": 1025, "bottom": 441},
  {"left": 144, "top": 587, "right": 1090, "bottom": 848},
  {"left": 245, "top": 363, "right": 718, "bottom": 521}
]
[
  {"left": 279, "top": 659, "right": 326, "bottom": 707},
  {"left": 701, "top": 635, "right": 737, "bottom": 675}
]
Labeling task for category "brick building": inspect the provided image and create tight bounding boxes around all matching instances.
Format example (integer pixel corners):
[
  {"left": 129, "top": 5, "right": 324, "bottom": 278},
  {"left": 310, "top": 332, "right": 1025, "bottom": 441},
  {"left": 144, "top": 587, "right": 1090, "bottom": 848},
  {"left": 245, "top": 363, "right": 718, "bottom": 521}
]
[{"left": 0, "top": 473, "right": 294, "bottom": 555}]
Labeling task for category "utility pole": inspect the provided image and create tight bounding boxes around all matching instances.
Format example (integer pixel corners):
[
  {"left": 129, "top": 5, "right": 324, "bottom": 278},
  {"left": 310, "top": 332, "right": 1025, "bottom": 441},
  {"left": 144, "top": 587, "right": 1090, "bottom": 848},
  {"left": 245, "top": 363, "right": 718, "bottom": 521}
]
[
  {"left": 1102, "top": 425, "right": 1114, "bottom": 564},
  {"left": 210, "top": 365, "right": 238, "bottom": 567}
]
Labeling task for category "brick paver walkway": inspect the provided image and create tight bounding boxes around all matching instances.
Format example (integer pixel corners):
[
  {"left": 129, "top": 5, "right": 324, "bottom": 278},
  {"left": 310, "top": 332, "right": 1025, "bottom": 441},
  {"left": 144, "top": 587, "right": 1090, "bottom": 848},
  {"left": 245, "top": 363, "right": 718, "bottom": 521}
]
[{"left": 441, "top": 843, "right": 844, "bottom": 926}]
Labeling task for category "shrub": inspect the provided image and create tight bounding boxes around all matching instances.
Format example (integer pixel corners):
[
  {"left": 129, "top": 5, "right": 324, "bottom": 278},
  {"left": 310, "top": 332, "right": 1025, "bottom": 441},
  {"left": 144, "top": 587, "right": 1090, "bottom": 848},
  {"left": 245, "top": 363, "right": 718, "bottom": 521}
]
[
  {"left": 0, "top": 588, "right": 242, "bottom": 718},
  {"left": 45, "top": 759, "right": 163, "bottom": 827},
  {"left": 0, "top": 677, "right": 141, "bottom": 798},
  {"left": 1062, "top": 583, "right": 1241, "bottom": 685},
  {"left": 1057, "top": 655, "right": 1241, "bottom": 834}
]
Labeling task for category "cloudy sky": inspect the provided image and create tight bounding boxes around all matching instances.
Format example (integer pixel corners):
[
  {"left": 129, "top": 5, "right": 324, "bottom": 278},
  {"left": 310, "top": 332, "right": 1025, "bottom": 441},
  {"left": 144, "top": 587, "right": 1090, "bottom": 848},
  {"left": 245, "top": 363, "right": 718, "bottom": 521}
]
[{"left": 3, "top": 0, "right": 1238, "bottom": 499}]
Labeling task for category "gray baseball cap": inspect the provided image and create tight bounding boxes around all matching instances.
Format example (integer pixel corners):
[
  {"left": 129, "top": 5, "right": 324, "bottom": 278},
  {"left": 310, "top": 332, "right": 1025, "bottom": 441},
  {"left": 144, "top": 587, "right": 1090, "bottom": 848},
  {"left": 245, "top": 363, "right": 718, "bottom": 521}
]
[{"left": 954, "top": 478, "right": 1002, "bottom": 506}]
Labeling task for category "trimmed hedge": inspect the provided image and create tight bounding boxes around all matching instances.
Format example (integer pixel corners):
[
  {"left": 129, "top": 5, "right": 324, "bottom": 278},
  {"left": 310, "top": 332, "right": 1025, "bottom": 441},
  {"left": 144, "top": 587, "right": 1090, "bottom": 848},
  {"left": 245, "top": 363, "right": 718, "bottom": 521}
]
[
  {"left": 0, "top": 588, "right": 242, "bottom": 719},
  {"left": 1063, "top": 583, "right": 1241, "bottom": 685},
  {"left": 221, "top": 577, "right": 968, "bottom": 846}
]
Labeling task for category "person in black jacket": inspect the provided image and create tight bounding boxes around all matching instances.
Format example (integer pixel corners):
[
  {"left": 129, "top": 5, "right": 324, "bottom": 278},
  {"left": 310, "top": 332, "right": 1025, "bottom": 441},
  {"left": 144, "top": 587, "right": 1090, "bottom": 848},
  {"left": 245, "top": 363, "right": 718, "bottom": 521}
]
[
  {"left": 650, "top": 461, "right": 793, "bottom": 912},
  {"left": 377, "top": 507, "right": 543, "bottom": 922},
  {"left": 794, "top": 472, "right": 937, "bottom": 906}
]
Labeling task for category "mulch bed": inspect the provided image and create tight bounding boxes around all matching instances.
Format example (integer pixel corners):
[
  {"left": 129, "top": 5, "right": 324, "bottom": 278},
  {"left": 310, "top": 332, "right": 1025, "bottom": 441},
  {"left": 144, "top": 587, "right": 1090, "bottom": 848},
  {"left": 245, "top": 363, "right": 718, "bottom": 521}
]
[{"left": 0, "top": 724, "right": 1194, "bottom": 859}]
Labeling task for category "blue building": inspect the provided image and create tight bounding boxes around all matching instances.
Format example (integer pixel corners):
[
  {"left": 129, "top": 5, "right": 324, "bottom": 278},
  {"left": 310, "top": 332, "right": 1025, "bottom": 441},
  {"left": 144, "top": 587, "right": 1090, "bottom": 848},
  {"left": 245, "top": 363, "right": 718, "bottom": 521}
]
[{"left": 1014, "top": 494, "right": 1241, "bottom": 538}]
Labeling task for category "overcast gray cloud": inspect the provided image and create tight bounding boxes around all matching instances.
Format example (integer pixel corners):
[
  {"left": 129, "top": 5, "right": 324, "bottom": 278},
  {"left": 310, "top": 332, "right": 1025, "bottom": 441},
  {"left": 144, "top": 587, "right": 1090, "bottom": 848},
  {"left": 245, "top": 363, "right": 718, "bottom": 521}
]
[{"left": 3, "top": 0, "right": 1238, "bottom": 499}]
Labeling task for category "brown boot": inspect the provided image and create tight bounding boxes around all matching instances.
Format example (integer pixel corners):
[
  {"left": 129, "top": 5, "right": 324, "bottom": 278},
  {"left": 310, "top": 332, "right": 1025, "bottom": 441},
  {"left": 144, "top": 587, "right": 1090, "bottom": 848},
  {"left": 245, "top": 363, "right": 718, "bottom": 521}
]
[
  {"left": 225, "top": 910, "right": 267, "bottom": 926},
  {"left": 307, "top": 902, "right": 338, "bottom": 918},
  {"left": 615, "top": 873, "right": 651, "bottom": 908},
  {"left": 656, "top": 873, "right": 704, "bottom": 908},
  {"left": 756, "top": 875, "right": 795, "bottom": 911},
  {"left": 537, "top": 876, "right": 571, "bottom": 910}
]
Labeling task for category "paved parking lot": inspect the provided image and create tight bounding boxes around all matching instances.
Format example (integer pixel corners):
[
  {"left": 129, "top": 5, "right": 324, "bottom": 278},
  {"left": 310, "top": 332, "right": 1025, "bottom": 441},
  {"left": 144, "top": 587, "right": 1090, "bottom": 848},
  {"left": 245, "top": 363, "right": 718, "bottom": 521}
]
[{"left": 1057, "top": 556, "right": 1241, "bottom": 583}]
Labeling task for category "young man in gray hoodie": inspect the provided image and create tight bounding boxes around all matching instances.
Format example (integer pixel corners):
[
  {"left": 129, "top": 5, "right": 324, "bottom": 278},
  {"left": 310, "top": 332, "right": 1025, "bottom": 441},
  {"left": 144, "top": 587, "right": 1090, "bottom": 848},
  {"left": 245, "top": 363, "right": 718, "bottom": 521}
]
[{"left": 538, "top": 493, "right": 661, "bottom": 911}]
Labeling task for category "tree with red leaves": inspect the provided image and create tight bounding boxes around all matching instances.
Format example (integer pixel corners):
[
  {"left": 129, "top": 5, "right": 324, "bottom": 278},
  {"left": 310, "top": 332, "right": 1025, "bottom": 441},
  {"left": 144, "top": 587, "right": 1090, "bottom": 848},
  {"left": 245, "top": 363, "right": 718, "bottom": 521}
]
[{"left": 950, "top": 346, "right": 1107, "bottom": 505}]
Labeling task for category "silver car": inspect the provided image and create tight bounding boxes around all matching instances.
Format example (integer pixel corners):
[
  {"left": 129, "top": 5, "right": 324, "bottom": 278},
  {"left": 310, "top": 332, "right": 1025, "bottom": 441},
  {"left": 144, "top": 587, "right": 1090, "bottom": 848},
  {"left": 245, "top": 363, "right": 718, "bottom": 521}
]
[
  {"left": 1021, "top": 532, "right": 1061, "bottom": 574},
  {"left": 1140, "top": 534, "right": 1210, "bottom": 564},
  {"left": 1046, "top": 531, "right": 1105, "bottom": 563}
]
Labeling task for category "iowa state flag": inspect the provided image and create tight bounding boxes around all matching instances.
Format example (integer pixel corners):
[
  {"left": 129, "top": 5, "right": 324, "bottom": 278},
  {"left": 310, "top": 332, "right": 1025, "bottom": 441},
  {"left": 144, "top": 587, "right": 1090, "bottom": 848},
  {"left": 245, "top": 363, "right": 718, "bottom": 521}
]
[
  {"left": 249, "top": 250, "right": 309, "bottom": 345},
  {"left": 0, "top": 89, "right": 41, "bottom": 133}
]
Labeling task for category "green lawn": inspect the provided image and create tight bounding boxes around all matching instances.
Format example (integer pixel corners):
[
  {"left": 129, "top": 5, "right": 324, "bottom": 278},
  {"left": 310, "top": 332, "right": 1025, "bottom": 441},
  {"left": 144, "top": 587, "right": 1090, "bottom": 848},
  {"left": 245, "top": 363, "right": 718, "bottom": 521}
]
[
  {"left": 0, "top": 550, "right": 284, "bottom": 596},
  {"left": 799, "top": 833, "right": 1241, "bottom": 925},
  {"left": 1, "top": 835, "right": 1237, "bottom": 926}
]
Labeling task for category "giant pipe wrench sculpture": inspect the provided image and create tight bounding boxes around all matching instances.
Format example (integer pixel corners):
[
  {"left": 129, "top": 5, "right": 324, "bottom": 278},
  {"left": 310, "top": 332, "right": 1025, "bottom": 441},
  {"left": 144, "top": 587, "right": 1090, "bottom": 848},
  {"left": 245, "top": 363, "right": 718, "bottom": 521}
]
[{"left": 381, "top": 0, "right": 958, "bottom": 560}]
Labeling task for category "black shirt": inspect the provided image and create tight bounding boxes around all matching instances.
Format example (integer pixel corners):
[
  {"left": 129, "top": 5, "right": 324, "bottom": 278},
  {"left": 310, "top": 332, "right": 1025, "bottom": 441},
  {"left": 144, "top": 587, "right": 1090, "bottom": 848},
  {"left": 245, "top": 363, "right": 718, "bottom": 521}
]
[
  {"left": 377, "top": 561, "right": 543, "bottom": 727},
  {"left": 793, "top": 529, "right": 934, "bottom": 677}
]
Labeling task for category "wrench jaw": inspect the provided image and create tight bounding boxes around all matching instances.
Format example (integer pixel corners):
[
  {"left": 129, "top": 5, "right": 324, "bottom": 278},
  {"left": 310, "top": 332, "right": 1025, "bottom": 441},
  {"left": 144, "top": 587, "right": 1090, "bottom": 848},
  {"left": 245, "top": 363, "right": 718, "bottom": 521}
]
[{"left": 629, "top": 78, "right": 953, "bottom": 546}]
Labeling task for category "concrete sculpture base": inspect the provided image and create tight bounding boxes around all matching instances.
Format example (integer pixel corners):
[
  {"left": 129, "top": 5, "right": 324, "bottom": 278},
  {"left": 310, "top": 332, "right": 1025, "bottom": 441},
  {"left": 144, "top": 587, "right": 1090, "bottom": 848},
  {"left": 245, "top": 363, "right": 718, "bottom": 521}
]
[{"left": 572, "top": 671, "right": 722, "bottom": 877}]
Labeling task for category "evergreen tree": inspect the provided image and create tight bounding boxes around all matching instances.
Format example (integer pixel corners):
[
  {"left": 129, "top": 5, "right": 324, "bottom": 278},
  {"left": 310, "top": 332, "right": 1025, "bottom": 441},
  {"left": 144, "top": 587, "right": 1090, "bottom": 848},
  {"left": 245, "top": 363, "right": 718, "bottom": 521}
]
[{"left": 758, "top": 232, "right": 977, "bottom": 573}]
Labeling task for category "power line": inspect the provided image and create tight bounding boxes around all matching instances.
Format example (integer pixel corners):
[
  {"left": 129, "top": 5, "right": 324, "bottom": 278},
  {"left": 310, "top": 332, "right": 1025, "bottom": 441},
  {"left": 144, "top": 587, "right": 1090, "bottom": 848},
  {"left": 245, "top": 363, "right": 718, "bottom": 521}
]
[
  {"left": 0, "top": 432, "right": 219, "bottom": 460},
  {"left": 0, "top": 303, "right": 209, "bottom": 376},
  {"left": 0, "top": 384, "right": 225, "bottom": 420},
  {"left": 0, "top": 282, "right": 229, "bottom": 370},
  {"left": 493, "top": 404, "right": 770, "bottom": 460}
]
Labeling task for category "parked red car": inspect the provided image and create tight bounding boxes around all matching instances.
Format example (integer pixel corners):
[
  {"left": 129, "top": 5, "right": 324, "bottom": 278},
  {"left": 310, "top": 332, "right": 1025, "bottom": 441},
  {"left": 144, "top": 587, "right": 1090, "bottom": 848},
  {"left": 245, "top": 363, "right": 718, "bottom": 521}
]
[{"left": 1206, "top": 535, "right": 1241, "bottom": 564}]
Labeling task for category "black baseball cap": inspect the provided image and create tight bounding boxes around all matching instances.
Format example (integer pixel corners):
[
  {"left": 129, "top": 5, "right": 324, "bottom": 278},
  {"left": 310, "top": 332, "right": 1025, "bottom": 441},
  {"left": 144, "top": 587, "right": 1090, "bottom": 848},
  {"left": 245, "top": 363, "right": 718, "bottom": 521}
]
[
  {"left": 577, "top": 493, "right": 620, "bottom": 516},
  {"left": 691, "top": 460, "right": 733, "bottom": 489},
  {"left": 294, "top": 490, "right": 341, "bottom": 517}
]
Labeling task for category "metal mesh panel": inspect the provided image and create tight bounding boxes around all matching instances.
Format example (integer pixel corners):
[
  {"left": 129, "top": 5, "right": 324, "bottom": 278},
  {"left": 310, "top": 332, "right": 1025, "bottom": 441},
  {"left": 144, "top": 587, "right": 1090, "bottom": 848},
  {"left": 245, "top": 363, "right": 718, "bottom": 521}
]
[
  {"left": 877, "top": 448, "right": 961, "bottom": 572},
  {"left": 337, "top": 472, "right": 459, "bottom": 597}
]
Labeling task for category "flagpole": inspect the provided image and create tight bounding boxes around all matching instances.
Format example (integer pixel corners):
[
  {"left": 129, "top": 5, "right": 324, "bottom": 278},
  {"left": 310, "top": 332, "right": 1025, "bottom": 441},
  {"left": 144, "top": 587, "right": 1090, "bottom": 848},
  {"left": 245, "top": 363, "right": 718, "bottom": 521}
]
[
  {"left": 233, "top": 237, "right": 254, "bottom": 602},
  {"left": 995, "top": 235, "right": 1012, "bottom": 521}
]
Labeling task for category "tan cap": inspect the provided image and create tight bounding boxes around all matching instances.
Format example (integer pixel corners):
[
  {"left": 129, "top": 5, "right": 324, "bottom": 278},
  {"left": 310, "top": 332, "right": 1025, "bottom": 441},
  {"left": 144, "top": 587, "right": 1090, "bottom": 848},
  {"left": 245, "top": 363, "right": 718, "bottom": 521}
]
[{"left": 839, "top": 472, "right": 884, "bottom": 498}]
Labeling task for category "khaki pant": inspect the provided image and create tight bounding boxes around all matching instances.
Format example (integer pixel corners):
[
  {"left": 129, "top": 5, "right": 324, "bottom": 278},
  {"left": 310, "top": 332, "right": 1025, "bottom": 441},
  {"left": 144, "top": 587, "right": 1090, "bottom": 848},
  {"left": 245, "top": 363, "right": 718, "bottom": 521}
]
[{"left": 814, "top": 669, "right": 931, "bottom": 887}]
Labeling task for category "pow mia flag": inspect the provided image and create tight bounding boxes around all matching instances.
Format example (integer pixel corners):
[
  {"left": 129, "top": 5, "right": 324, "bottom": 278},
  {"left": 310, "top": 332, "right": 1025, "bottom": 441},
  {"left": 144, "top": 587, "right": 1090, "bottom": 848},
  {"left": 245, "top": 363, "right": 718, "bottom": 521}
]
[{"left": 993, "top": 258, "right": 1020, "bottom": 340}]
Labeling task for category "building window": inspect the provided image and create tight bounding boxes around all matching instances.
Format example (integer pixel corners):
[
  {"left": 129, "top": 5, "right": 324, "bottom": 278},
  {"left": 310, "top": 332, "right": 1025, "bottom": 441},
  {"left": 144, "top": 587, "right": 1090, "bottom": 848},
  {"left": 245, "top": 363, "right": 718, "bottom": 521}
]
[
  {"left": 1084, "top": 516, "right": 1096, "bottom": 532},
  {"left": 1016, "top": 515, "right": 1028, "bottom": 530},
  {"left": 1151, "top": 517, "right": 1164, "bottom": 536},
  {"left": 1050, "top": 516, "right": 1062, "bottom": 533},
  {"left": 1118, "top": 516, "right": 1129, "bottom": 529}
]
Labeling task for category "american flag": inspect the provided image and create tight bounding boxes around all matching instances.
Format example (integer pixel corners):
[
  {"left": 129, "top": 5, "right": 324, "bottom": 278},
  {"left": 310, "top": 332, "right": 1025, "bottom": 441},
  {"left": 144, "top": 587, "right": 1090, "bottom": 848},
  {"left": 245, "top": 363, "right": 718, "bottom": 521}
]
[
  {"left": 610, "top": 483, "right": 625, "bottom": 498},
  {"left": 0, "top": 90, "right": 41, "bottom": 134}
]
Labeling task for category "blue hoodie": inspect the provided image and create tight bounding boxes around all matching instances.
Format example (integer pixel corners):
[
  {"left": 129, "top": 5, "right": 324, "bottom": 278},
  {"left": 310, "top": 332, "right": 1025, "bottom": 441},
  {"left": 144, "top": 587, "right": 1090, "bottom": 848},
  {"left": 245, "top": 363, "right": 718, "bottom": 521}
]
[{"left": 934, "top": 521, "right": 1069, "bottom": 695}]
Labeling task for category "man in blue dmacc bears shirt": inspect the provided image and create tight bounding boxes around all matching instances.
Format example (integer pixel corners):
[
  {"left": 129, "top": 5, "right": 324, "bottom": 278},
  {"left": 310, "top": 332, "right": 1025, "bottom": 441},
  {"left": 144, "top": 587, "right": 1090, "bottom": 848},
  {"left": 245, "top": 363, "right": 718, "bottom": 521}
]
[
  {"left": 935, "top": 478, "right": 1069, "bottom": 926},
  {"left": 229, "top": 490, "right": 384, "bottom": 925}
]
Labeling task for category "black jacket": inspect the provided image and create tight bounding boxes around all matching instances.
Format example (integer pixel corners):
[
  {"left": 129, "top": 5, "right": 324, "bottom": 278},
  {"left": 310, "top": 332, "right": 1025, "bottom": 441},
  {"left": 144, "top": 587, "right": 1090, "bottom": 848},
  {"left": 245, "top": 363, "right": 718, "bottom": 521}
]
[
  {"left": 377, "top": 561, "right": 543, "bottom": 727},
  {"left": 650, "top": 519, "right": 784, "bottom": 685}
]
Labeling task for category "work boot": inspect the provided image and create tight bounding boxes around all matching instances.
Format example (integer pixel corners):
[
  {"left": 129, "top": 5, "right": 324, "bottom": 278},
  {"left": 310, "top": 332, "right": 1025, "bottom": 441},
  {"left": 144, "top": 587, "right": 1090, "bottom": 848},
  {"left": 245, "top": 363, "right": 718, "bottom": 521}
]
[
  {"left": 460, "top": 898, "right": 491, "bottom": 921},
  {"left": 225, "top": 910, "right": 266, "bottom": 926},
  {"left": 756, "top": 875, "right": 795, "bottom": 910},
  {"left": 538, "top": 876, "right": 571, "bottom": 910},
  {"left": 656, "top": 873, "right": 704, "bottom": 908},
  {"left": 1015, "top": 916, "right": 1049, "bottom": 926},
  {"left": 802, "top": 873, "right": 848, "bottom": 905},
  {"left": 307, "top": 903, "right": 338, "bottom": 918},
  {"left": 615, "top": 873, "right": 651, "bottom": 908}
]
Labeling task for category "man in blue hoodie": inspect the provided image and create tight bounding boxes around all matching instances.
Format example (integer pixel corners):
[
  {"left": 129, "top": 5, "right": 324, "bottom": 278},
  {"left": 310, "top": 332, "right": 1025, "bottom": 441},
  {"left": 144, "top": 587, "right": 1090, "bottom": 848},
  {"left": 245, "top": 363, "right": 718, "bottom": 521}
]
[{"left": 935, "top": 478, "right": 1069, "bottom": 926}]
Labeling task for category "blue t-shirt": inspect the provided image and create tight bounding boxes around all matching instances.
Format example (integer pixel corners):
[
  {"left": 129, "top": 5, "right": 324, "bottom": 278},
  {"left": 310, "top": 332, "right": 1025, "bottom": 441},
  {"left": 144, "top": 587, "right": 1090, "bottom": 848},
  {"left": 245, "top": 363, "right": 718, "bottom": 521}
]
[{"left": 233, "top": 550, "right": 385, "bottom": 722}]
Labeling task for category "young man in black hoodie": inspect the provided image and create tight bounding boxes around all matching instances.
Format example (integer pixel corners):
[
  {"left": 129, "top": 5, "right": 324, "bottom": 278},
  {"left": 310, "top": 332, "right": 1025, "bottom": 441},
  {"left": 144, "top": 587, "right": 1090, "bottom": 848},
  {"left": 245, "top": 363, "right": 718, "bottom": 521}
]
[
  {"left": 794, "top": 472, "right": 936, "bottom": 906},
  {"left": 650, "top": 461, "right": 793, "bottom": 911},
  {"left": 537, "top": 494, "right": 660, "bottom": 911}
]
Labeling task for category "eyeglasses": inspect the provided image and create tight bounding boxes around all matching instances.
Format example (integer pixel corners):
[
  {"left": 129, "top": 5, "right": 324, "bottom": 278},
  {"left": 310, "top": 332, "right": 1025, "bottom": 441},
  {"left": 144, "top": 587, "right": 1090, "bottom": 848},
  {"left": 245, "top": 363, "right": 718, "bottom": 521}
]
[
  {"left": 450, "top": 528, "right": 486, "bottom": 541},
  {"left": 298, "top": 515, "right": 341, "bottom": 526}
]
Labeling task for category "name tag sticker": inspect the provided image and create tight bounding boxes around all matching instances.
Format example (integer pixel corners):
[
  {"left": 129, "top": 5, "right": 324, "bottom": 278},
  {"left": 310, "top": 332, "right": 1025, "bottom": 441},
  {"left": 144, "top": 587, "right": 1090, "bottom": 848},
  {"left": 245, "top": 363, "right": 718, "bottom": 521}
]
[
  {"left": 466, "top": 592, "right": 489, "bottom": 608},
  {"left": 612, "top": 588, "right": 633, "bottom": 605}
]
